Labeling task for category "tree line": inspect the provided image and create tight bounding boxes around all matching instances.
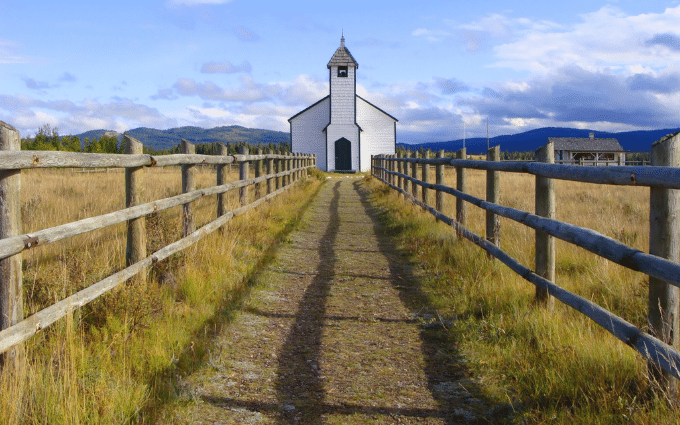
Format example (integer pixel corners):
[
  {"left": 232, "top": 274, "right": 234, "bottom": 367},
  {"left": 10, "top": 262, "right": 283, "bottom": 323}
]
[{"left": 20, "top": 124, "right": 291, "bottom": 155}]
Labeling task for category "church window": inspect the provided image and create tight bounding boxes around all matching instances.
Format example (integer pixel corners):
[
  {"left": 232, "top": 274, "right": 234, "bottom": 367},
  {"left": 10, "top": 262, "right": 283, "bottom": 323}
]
[{"left": 338, "top": 66, "right": 348, "bottom": 77}]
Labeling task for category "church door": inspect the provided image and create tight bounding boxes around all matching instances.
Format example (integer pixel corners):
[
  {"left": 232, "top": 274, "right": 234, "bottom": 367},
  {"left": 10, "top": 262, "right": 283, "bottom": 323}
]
[{"left": 334, "top": 138, "right": 352, "bottom": 171}]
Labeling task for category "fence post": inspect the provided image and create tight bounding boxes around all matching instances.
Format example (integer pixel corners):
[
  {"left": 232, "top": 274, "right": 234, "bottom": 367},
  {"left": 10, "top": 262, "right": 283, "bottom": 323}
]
[
  {"left": 275, "top": 150, "right": 281, "bottom": 190},
  {"left": 535, "top": 142, "right": 555, "bottom": 310},
  {"left": 239, "top": 146, "right": 249, "bottom": 206},
  {"left": 0, "top": 121, "right": 23, "bottom": 370},
  {"left": 412, "top": 151, "right": 419, "bottom": 199},
  {"left": 648, "top": 132, "right": 680, "bottom": 394},
  {"left": 283, "top": 152, "right": 289, "bottom": 186},
  {"left": 255, "top": 147, "right": 262, "bottom": 200},
  {"left": 217, "top": 143, "right": 228, "bottom": 217},
  {"left": 404, "top": 151, "right": 411, "bottom": 196},
  {"left": 422, "top": 150, "right": 430, "bottom": 205},
  {"left": 281, "top": 151, "right": 287, "bottom": 187},
  {"left": 486, "top": 145, "right": 501, "bottom": 253},
  {"left": 436, "top": 150, "right": 445, "bottom": 211},
  {"left": 392, "top": 154, "right": 397, "bottom": 186},
  {"left": 456, "top": 148, "right": 467, "bottom": 232},
  {"left": 288, "top": 153, "right": 293, "bottom": 186},
  {"left": 396, "top": 151, "right": 402, "bottom": 195},
  {"left": 181, "top": 139, "right": 195, "bottom": 237},
  {"left": 266, "top": 149, "right": 273, "bottom": 195},
  {"left": 124, "top": 134, "right": 146, "bottom": 286},
  {"left": 295, "top": 153, "right": 300, "bottom": 182}
]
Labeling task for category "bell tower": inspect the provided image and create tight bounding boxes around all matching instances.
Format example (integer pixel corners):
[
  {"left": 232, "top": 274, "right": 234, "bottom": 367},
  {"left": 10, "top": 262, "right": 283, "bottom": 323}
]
[{"left": 326, "top": 34, "right": 360, "bottom": 171}]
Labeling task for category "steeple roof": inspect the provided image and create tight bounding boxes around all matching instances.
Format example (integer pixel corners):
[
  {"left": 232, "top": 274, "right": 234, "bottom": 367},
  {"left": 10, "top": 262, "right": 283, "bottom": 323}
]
[{"left": 327, "top": 34, "right": 358, "bottom": 69}]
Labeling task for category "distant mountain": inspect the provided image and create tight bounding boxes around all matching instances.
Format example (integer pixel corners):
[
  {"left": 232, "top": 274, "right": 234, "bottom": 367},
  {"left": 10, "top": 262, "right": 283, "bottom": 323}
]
[
  {"left": 75, "top": 125, "right": 290, "bottom": 151},
  {"left": 398, "top": 127, "right": 680, "bottom": 155},
  {"left": 75, "top": 125, "right": 680, "bottom": 154}
]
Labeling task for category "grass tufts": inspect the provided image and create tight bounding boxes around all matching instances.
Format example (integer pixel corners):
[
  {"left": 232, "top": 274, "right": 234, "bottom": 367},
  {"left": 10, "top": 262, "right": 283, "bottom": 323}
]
[{"left": 364, "top": 170, "right": 679, "bottom": 423}]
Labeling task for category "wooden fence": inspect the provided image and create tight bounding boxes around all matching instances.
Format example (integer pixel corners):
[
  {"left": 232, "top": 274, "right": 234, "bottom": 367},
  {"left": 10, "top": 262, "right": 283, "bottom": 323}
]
[
  {"left": 0, "top": 120, "right": 316, "bottom": 370},
  {"left": 371, "top": 132, "right": 680, "bottom": 393}
]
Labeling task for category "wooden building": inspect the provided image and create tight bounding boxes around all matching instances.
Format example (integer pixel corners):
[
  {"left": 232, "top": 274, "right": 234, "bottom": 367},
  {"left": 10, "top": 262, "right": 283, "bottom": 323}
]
[
  {"left": 288, "top": 36, "right": 398, "bottom": 172},
  {"left": 549, "top": 133, "right": 626, "bottom": 166}
]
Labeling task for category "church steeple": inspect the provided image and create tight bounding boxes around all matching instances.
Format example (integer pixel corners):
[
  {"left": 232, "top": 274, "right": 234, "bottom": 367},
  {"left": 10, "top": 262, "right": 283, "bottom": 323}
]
[{"left": 327, "top": 34, "right": 358, "bottom": 69}]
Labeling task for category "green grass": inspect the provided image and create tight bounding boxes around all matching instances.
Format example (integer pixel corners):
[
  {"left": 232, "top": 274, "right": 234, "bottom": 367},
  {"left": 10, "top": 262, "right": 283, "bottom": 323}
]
[{"left": 364, "top": 174, "right": 680, "bottom": 424}]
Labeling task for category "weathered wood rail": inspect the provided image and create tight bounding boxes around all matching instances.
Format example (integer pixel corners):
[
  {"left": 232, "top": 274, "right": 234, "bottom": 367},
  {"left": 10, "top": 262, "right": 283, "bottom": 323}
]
[
  {"left": 0, "top": 120, "right": 316, "bottom": 369},
  {"left": 372, "top": 131, "right": 680, "bottom": 393}
]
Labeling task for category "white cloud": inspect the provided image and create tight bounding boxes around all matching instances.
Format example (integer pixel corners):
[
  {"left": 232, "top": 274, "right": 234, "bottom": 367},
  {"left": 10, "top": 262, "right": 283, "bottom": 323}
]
[
  {"left": 0, "top": 95, "right": 177, "bottom": 136},
  {"left": 235, "top": 27, "right": 260, "bottom": 42},
  {"left": 279, "top": 74, "right": 328, "bottom": 106},
  {"left": 201, "top": 60, "right": 252, "bottom": 73},
  {"left": 172, "top": 75, "right": 280, "bottom": 102},
  {"left": 0, "top": 39, "right": 32, "bottom": 64},
  {"left": 411, "top": 28, "right": 451, "bottom": 42},
  {"left": 492, "top": 6, "right": 680, "bottom": 73}
]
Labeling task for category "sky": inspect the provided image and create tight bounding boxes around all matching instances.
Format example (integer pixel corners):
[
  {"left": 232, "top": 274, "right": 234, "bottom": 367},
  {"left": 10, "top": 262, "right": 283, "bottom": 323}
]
[{"left": 2, "top": 0, "right": 680, "bottom": 144}]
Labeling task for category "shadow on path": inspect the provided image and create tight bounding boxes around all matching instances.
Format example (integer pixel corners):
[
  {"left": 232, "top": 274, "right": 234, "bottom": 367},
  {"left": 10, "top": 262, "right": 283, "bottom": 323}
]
[
  {"left": 352, "top": 180, "right": 492, "bottom": 424},
  {"left": 273, "top": 181, "right": 340, "bottom": 424}
]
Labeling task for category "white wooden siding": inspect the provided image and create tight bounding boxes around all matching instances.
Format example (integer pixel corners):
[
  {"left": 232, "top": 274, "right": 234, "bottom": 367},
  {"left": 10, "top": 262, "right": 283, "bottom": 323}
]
[
  {"left": 357, "top": 97, "right": 395, "bottom": 171},
  {"left": 330, "top": 67, "right": 355, "bottom": 125},
  {"left": 290, "top": 97, "right": 330, "bottom": 170}
]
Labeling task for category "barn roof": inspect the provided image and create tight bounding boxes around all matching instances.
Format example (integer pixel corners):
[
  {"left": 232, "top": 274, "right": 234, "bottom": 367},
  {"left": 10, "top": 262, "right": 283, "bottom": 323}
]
[
  {"left": 548, "top": 137, "right": 625, "bottom": 152},
  {"left": 327, "top": 36, "right": 358, "bottom": 69}
]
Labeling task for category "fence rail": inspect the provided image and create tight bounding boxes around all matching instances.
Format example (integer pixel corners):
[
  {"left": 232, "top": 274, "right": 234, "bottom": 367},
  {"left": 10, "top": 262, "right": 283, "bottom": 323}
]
[
  {"left": 0, "top": 121, "right": 316, "bottom": 368},
  {"left": 371, "top": 131, "right": 680, "bottom": 390}
]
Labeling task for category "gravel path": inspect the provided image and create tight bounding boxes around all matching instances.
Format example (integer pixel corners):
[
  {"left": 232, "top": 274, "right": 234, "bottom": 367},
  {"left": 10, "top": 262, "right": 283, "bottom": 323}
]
[{"left": 170, "top": 177, "right": 498, "bottom": 424}]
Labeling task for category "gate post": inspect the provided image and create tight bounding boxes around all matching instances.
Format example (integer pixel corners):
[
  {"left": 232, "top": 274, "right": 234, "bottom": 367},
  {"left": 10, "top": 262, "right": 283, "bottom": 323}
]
[
  {"left": 411, "top": 151, "right": 419, "bottom": 199},
  {"left": 456, "top": 148, "right": 467, "bottom": 233},
  {"left": 396, "top": 151, "right": 403, "bottom": 196},
  {"left": 266, "top": 149, "right": 273, "bottom": 195},
  {"left": 404, "top": 151, "right": 411, "bottom": 196},
  {"left": 486, "top": 145, "right": 500, "bottom": 253},
  {"left": 436, "top": 150, "right": 445, "bottom": 211},
  {"left": 422, "top": 150, "right": 430, "bottom": 205},
  {"left": 255, "top": 148, "right": 263, "bottom": 199},
  {"left": 0, "top": 121, "right": 23, "bottom": 371},
  {"left": 217, "top": 143, "right": 228, "bottom": 217},
  {"left": 648, "top": 132, "right": 680, "bottom": 395},
  {"left": 535, "top": 142, "right": 555, "bottom": 310},
  {"left": 181, "top": 139, "right": 196, "bottom": 237},
  {"left": 239, "top": 146, "right": 249, "bottom": 206},
  {"left": 124, "top": 134, "right": 146, "bottom": 286}
]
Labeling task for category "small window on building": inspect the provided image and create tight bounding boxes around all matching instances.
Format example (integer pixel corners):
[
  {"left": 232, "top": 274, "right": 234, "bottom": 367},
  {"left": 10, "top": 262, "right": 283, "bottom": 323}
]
[{"left": 338, "top": 66, "right": 348, "bottom": 77}]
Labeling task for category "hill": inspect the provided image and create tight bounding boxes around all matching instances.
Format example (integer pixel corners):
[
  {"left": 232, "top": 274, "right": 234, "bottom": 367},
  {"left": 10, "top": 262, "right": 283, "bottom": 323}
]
[
  {"left": 398, "top": 127, "right": 680, "bottom": 155},
  {"left": 76, "top": 125, "right": 290, "bottom": 151},
  {"left": 74, "top": 125, "right": 680, "bottom": 154}
]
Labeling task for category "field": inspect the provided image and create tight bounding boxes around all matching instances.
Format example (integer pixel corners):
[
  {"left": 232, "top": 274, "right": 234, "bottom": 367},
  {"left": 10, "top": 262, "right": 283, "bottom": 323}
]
[
  {"left": 0, "top": 165, "right": 323, "bottom": 424},
  {"left": 366, "top": 165, "right": 680, "bottom": 423},
  {"left": 1, "top": 160, "right": 678, "bottom": 423}
]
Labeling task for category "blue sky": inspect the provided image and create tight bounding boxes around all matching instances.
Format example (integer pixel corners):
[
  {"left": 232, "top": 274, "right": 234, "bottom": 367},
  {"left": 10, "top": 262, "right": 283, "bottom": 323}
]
[{"left": 2, "top": 0, "right": 680, "bottom": 144}]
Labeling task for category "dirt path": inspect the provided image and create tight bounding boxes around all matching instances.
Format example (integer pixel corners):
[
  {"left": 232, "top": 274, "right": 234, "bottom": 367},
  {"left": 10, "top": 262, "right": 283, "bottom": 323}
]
[{"left": 169, "top": 177, "right": 498, "bottom": 424}]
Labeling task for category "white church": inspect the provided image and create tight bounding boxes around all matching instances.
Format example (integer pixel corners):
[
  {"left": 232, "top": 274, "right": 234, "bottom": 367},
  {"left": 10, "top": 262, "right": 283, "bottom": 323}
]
[{"left": 288, "top": 36, "right": 398, "bottom": 172}]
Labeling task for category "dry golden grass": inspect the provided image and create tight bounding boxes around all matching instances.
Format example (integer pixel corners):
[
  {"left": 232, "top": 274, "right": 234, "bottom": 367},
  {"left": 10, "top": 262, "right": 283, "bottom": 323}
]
[
  {"left": 0, "top": 165, "right": 322, "bottom": 424},
  {"left": 367, "top": 165, "right": 677, "bottom": 423}
]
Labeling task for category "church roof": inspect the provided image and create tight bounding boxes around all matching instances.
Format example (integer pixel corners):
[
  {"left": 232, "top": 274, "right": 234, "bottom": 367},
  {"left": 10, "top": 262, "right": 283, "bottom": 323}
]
[{"left": 327, "top": 35, "right": 358, "bottom": 69}]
